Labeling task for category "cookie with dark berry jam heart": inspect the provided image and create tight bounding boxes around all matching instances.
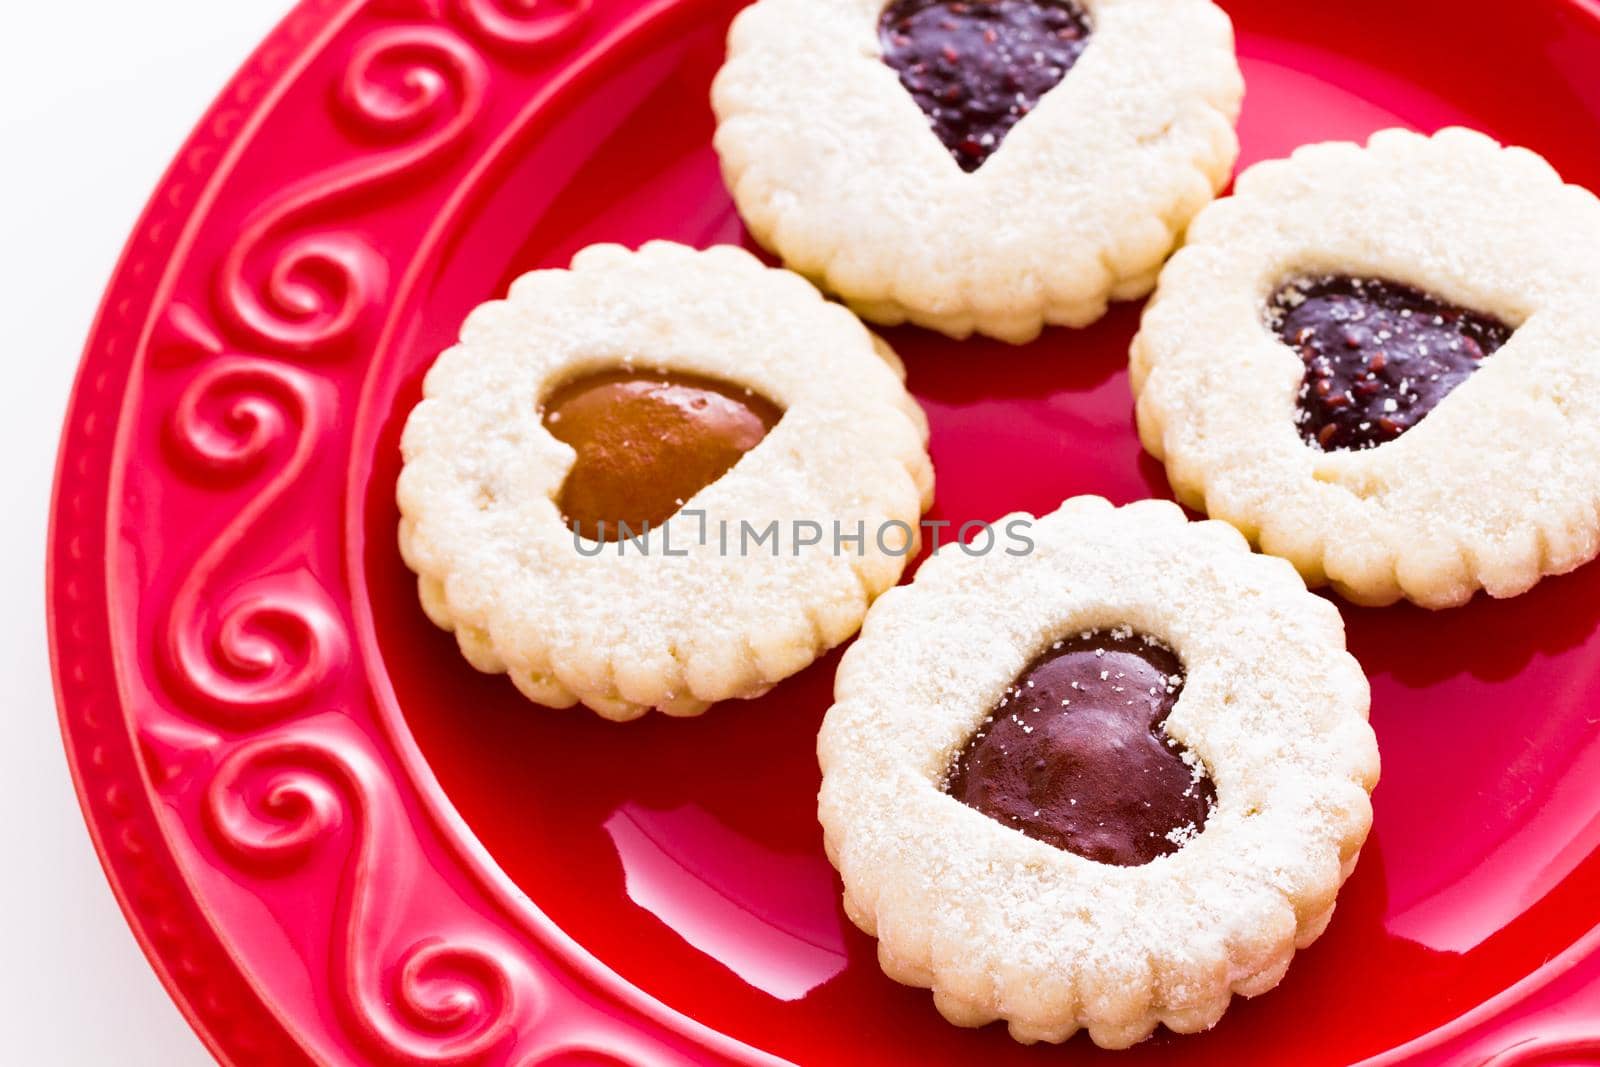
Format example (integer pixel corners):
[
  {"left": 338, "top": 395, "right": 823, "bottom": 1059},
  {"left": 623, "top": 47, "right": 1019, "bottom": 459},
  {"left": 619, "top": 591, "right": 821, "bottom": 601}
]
[
  {"left": 713, "top": 0, "right": 1242, "bottom": 342},
  {"left": 1135, "top": 127, "right": 1600, "bottom": 609}
]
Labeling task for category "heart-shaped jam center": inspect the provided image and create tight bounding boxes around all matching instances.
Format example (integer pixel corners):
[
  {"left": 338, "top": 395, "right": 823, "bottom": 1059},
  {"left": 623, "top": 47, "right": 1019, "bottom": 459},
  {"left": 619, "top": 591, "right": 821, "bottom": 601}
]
[
  {"left": 945, "top": 628, "right": 1213, "bottom": 866},
  {"left": 1269, "top": 275, "right": 1514, "bottom": 452},
  {"left": 543, "top": 369, "right": 782, "bottom": 541},
  {"left": 879, "top": 0, "right": 1091, "bottom": 172}
]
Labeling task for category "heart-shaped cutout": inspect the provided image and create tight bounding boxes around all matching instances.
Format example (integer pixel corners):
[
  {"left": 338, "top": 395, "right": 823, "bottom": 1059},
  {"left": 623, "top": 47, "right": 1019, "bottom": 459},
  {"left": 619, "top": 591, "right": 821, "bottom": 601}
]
[
  {"left": 1269, "top": 275, "right": 1516, "bottom": 451},
  {"left": 878, "top": 0, "right": 1092, "bottom": 171},
  {"left": 543, "top": 369, "right": 783, "bottom": 540},
  {"left": 945, "top": 628, "right": 1214, "bottom": 866}
]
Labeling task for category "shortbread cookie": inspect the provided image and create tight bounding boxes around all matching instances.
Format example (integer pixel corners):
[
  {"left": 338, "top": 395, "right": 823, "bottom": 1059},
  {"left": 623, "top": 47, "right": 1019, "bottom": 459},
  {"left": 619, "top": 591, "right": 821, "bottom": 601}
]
[
  {"left": 819, "top": 497, "right": 1377, "bottom": 1048},
  {"left": 1133, "top": 127, "right": 1600, "bottom": 608},
  {"left": 711, "top": 0, "right": 1243, "bottom": 343},
  {"left": 398, "top": 242, "right": 935, "bottom": 720}
]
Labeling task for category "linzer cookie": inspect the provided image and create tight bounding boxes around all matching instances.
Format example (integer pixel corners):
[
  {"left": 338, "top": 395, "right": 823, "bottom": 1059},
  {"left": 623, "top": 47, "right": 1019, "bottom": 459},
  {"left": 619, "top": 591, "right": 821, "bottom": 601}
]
[
  {"left": 1133, "top": 127, "right": 1600, "bottom": 608},
  {"left": 398, "top": 242, "right": 934, "bottom": 720},
  {"left": 819, "top": 497, "right": 1378, "bottom": 1048},
  {"left": 711, "top": 0, "right": 1243, "bottom": 342}
]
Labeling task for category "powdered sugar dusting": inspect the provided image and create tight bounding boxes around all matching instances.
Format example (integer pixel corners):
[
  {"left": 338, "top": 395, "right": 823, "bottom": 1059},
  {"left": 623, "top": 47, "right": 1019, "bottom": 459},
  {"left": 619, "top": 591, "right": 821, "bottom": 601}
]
[
  {"left": 399, "top": 241, "right": 935, "bottom": 719},
  {"left": 818, "top": 497, "right": 1378, "bottom": 1047}
]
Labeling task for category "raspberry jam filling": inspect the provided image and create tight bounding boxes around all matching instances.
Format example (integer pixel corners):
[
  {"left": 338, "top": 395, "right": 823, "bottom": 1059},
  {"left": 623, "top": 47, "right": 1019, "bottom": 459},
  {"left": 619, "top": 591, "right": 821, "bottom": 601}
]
[
  {"left": 1268, "top": 275, "right": 1515, "bottom": 452},
  {"left": 945, "top": 628, "right": 1214, "bottom": 866},
  {"left": 878, "top": 0, "right": 1092, "bottom": 172},
  {"left": 542, "top": 370, "right": 782, "bottom": 541}
]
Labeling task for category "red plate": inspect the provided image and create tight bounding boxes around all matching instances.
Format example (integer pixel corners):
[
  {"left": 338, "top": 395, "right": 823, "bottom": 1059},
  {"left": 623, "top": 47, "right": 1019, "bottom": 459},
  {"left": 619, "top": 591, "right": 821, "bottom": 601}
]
[{"left": 49, "top": 0, "right": 1600, "bottom": 1063}]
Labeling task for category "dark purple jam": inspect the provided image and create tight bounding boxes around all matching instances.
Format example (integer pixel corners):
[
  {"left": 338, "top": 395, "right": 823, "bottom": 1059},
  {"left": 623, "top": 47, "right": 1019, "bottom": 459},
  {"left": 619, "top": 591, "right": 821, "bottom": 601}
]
[
  {"left": 1269, "top": 275, "right": 1514, "bottom": 452},
  {"left": 879, "top": 0, "right": 1092, "bottom": 171}
]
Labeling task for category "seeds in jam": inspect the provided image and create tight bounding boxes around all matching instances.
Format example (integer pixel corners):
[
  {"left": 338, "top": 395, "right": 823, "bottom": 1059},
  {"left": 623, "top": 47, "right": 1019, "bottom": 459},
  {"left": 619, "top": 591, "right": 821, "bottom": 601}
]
[
  {"left": 542, "top": 370, "right": 782, "bottom": 541},
  {"left": 1268, "top": 275, "right": 1514, "bottom": 452},
  {"left": 878, "top": 0, "right": 1092, "bottom": 171},
  {"left": 945, "top": 627, "right": 1213, "bottom": 866}
]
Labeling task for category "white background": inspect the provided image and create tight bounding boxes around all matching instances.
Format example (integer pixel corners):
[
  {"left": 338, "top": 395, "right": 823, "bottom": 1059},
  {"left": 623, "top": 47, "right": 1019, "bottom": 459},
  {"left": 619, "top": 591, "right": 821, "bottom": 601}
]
[{"left": 1, "top": 3, "right": 290, "bottom": 1063}]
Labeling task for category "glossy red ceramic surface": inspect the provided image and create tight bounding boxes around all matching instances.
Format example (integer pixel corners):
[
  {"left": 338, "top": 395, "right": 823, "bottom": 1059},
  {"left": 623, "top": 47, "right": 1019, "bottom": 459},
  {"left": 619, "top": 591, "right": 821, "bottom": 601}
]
[{"left": 49, "top": 0, "right": 1600, "bottom": 1063}]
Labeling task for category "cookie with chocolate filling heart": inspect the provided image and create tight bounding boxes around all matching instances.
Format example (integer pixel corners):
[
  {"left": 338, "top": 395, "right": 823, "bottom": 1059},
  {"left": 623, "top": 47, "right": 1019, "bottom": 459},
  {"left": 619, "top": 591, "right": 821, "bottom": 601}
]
[{"left": 819, "top": 497, "right": 1377, "bottom": 1047}]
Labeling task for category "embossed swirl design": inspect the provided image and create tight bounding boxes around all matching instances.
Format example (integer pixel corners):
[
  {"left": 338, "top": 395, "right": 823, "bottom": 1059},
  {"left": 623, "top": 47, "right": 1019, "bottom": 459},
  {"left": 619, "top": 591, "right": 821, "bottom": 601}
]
[
  {"left": 207, "top": 734, "right": 528, "bottom": 1063},
  {"left": 455, "top": 0, "right": 595, "bottom": 53},
  {"left": 161, "top": 358, "right": 349, "bottom": 723},
  {"left": 216, "top": 25, "right": 489, "bottom": 356},
  {"left": 149, "top": 4, "right": 628, "bottom": 1063}
]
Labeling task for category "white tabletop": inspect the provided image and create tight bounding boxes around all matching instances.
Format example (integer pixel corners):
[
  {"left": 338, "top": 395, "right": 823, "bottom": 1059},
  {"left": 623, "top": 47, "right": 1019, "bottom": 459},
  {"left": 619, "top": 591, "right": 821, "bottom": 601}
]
[{"left": 1, "top": 3, "right": 290, "bottom": 1063}]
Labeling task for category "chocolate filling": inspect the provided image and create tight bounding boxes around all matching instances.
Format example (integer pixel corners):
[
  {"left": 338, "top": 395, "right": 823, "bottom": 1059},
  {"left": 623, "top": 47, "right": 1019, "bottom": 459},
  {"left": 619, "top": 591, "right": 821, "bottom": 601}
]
[
  {"left": 879, "top": 0, "right": 1091, "bottom": 172},
  {"left": 542, "top": 369, "right": 782, "bottom": 541},
  {"left": 1268, "top": 275, "right": 1514, "bottom": 452},
  {"left": 946, "top": 628, "right": 1213, "bottom": 866}
]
